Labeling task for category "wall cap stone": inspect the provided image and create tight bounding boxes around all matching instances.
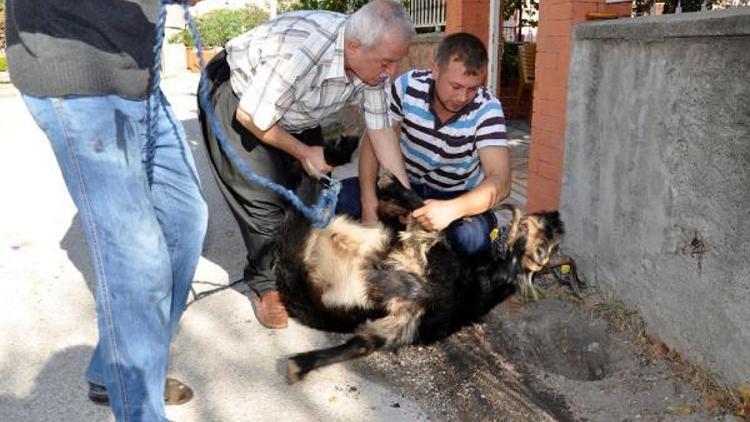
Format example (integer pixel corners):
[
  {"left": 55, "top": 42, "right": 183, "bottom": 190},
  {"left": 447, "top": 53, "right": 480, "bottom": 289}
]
[{"left": 574, "top": 8, "right": 750, "bottom": 40}]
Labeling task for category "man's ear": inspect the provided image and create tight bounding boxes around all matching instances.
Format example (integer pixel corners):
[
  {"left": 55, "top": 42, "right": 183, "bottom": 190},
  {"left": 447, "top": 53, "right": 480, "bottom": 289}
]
[
  {"left": 430, "top": 60, "right": 439, "bottom": 78},
  {"left": 345, "top": 38, "right": 361, "bottom": 53}
]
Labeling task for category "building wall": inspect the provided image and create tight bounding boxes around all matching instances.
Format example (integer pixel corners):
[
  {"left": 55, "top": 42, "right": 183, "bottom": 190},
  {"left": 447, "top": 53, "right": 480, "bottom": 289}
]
[
  {"left": 560, "top": 9, "right": 750, "bottom": 384},
  {"left": 446, "top": 0, "right": 491, "bottom": 45},
  {"left": 397, "top": 32, "right": 444, "bottom": 75}
]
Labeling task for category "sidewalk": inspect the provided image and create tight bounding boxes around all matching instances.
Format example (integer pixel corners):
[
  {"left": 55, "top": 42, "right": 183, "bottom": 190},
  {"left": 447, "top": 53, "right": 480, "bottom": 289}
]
[
  {"left": 505, "top": 120, "right": 531, "bottom": 210},
  {"left": 0, "top": 72, "right": 427, "bottom": 421}
]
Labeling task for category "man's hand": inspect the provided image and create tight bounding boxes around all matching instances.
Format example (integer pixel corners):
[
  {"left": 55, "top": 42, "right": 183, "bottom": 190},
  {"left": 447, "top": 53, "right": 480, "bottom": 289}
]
[
  {"left": 412, "top": 199, "right": 460, "bottom": 232},
  {"left": 300, "top": 145, "right": 332, "bottom": 178}
]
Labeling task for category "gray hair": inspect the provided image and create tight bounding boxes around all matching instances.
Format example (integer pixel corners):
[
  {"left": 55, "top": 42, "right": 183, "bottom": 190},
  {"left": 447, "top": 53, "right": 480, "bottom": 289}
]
[{"left": 345, "top": 0, "right": 416, "bottom": 49}]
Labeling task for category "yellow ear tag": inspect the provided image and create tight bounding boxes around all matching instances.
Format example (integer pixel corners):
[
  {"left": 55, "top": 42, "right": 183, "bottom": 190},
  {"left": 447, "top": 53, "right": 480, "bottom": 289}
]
[
  {"left": 490, "top": 227, "right": 500, "bottom": 240},
  {"left": 561, "top": 264, "right": 571, "bottom": 274}
]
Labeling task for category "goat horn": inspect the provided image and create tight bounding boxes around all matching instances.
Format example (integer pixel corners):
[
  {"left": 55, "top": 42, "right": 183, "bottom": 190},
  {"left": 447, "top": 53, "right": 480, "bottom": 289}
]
[{"left": 495, "top": 203, "right": 522, "bottom": 248}]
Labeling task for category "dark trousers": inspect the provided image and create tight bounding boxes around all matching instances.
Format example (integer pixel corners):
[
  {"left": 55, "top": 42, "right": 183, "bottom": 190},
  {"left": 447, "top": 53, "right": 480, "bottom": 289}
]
[{"left": 199, "top": 52, "right": 324, "bottom": 294}]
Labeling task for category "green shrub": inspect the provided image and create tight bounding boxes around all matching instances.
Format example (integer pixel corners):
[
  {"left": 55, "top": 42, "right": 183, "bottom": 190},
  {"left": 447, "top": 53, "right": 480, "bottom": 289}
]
[
  {"left": 282, "top": 0, "right": 367, "bottom": 13},
  {"left": 0, "top": 56, "right": 7, "bottom": 73},
  {"left": 170, "top": 5, "right": 269, "bottom": 48}
]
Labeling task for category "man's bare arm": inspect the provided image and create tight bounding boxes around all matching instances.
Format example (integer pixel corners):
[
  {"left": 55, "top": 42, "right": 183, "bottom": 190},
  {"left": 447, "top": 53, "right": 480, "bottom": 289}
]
[
  {"left": 358, "top": 133, "right": 381, "bottom": 225},
  {"left": 235, "top": 107, "right": 331, "bottom": 176},
  {"left": 412, "top": 146, "right": 511, "bottom": 231},
  {"left": 366, "top": 125, "right": 409, "bottom": 189}
]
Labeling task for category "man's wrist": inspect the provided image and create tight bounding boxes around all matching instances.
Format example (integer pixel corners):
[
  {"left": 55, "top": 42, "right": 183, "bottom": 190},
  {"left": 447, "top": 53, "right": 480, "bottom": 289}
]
[
  {"left": 445, "top": 197, "right": 466, "bottom": 221},
  {"left": 361, "top": 191, "right": 378, "bottom": 207}
]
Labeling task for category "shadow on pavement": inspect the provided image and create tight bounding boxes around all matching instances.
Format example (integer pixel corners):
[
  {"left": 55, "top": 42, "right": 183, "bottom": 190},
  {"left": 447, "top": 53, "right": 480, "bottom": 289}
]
[
  {"left": 0, "top": 345, "right": 111, "bottom": 421},
  {"left": 60, "top": 215, "right": 95, "bottom": 297}
]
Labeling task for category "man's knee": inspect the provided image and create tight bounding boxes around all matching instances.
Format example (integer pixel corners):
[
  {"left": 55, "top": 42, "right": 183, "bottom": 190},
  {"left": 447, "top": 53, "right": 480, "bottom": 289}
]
[{"left": 446, "top": 212, "right": 496, "bottom": 256}]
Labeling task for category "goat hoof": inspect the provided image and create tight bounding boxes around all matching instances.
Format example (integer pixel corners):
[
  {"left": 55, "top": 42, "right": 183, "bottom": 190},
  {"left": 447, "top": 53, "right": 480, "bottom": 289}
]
[{"left": 287, "top": 359, "right": 303, "bottom": 385}]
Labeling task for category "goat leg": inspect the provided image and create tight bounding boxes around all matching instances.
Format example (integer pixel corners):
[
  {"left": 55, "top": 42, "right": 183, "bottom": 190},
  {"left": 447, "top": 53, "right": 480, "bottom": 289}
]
[
  {"left": 376, "top": 171, "right": 425, "bottom": 211},
  {"left": 287, "top": 335, "right": 384, "bottom": 384},
  {"left": 287, "top": 297, "right": 423, "bottom": 383}
]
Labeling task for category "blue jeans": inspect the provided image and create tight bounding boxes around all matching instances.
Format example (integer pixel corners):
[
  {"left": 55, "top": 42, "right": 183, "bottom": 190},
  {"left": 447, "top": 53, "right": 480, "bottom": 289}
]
[
  {"left": 336, "top": 177, "right": 497, "bottom": 256},
  {"left": 23, "top": 92, "right": 208, "bottom": 421}
]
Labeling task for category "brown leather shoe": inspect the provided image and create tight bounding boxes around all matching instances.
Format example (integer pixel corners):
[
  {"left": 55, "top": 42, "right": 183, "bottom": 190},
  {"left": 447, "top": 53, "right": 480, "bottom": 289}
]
[
  {"left": 87, "top": 377, "right": 193, "bottom": 406},
  {"left": 250, "top": 290, "right": 289, "bottom": 329},
  {"left": 164, "top": 377, "right": 194, "bottom": 406}
]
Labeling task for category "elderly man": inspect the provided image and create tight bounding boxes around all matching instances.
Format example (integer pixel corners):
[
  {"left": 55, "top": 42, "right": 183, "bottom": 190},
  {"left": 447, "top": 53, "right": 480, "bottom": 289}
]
[
  {"left": 337, "top": 32, "right": 512, "bottom": 257},
  {"left": 198, "top": 0, "right": 415, "bottom": 329}
]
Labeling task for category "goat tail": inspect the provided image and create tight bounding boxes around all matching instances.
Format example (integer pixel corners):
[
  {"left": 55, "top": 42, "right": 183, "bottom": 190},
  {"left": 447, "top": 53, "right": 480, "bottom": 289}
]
[{"left": 287, "top": 334, "right": 385, "bottom": 384}]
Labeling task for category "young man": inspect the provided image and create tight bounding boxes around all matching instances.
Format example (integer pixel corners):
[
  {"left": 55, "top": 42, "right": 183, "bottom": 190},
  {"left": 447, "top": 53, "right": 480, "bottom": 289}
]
[
  {"left": 198, "top": 0, "right": 415, "bottom": 329},
  {"left": 6, "top": 0, "right": 207, "bottom": 419},
  {"left": 338, "top": 32, "right": 512, "bottom": 256}
]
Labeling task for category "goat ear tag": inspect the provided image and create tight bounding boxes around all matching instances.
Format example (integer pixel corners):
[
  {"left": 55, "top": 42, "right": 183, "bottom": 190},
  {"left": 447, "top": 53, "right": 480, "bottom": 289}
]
[
  {"left": 560, "top": 264, "right": 571, "bottom": 274},
  {"left": 490, "top": 228, "right": 500, "bottom": 241}
]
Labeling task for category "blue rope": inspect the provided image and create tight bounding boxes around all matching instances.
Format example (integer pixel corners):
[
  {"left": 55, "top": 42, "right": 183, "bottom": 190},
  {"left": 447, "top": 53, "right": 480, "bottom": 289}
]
[
  {"left": 151, "top": 1, "right": 340, "bottom": 228},
  {"left": 145, "top": 2, "right": 170, "bottom": 185}
]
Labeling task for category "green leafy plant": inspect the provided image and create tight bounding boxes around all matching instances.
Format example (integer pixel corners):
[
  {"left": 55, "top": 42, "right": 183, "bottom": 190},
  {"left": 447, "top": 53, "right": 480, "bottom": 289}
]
[
  {"left": 504, "top": 0, "right": 539, "bottom": 27},
  {"left": 0, "top": 0, "right": 6, "bottom": 51},
  {"left": 170, "top": 6, "right": 269, "bottom": 48},
  {"left": 633, "top": 0, "right": 721, "bottom": 15},
  {"left": 281, "top": 0, "right": 368, "bottom": 13}
]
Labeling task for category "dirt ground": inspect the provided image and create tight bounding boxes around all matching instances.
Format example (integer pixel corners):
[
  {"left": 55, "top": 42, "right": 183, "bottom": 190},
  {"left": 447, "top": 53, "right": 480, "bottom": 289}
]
[{"left": 310, "top": 274, "right": 748, "bottom": 422}]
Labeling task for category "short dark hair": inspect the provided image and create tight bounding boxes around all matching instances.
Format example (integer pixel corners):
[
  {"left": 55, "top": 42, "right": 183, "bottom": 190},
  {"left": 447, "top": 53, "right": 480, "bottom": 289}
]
[{"left": 435, "top": 33, "right": 488, "bottom": 75}]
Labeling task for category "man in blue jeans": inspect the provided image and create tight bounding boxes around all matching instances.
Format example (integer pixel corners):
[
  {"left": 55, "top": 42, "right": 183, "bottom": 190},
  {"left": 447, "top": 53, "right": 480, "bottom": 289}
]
[
  {"left": 6, "top": 1, "right": 207, "bottom": 420},
  {"left": 338, "top": 33, "right": 511, "bottom": 256}
]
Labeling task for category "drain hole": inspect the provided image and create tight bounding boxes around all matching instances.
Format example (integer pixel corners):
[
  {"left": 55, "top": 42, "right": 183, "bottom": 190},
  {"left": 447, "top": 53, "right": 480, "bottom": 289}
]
[{"left": 508, "top": 301, "right": 615, "bottom": 381}]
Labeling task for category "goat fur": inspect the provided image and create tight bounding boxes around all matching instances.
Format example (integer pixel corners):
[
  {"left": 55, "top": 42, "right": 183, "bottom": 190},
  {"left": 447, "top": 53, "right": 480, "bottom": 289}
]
[{"left": 274, "top": 171, "right": 570, "bottom": 383}]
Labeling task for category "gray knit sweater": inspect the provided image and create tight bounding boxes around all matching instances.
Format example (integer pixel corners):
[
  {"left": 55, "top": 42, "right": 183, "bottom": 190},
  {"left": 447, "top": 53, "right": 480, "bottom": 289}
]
[{"left": 5, "top": 0, "right": 159, "bottom": 100}]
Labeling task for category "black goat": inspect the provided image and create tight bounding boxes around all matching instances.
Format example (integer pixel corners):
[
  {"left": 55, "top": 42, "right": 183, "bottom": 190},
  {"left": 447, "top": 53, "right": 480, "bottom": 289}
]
[{"left": 275, "top": 173, "right": 572, "bottom": 383}]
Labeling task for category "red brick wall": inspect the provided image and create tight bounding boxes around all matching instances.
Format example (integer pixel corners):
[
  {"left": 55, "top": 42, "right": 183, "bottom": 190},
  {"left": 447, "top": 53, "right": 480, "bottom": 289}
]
[
  {"left": 446, "top": 0, "right": 491, "bottom": 44},
  {"left": 445, "top": 0, "right": 503, "bottom": 93},
  {"left": 525, "top": 0, "right": 630, "bottom": 212}
]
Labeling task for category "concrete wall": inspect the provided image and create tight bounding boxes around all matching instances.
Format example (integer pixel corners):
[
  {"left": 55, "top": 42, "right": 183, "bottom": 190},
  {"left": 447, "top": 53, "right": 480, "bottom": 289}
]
[{"left": 561, "top": 9, "right": 750, "bottom": 384}]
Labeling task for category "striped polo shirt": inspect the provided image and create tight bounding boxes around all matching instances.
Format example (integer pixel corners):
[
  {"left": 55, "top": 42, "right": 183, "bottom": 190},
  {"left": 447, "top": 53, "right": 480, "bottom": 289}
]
[
  {"left": 388, "top": 69, "right": 508, "bottom": 192},
  {"left": 225, "top": 11, "right": 389, "bottom": 133}
]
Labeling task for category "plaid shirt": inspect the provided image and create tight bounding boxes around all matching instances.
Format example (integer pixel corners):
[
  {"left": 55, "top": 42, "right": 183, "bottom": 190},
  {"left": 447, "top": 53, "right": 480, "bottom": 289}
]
[{"left": 225, "top": 10, "right": 390, "bottom": 133}]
